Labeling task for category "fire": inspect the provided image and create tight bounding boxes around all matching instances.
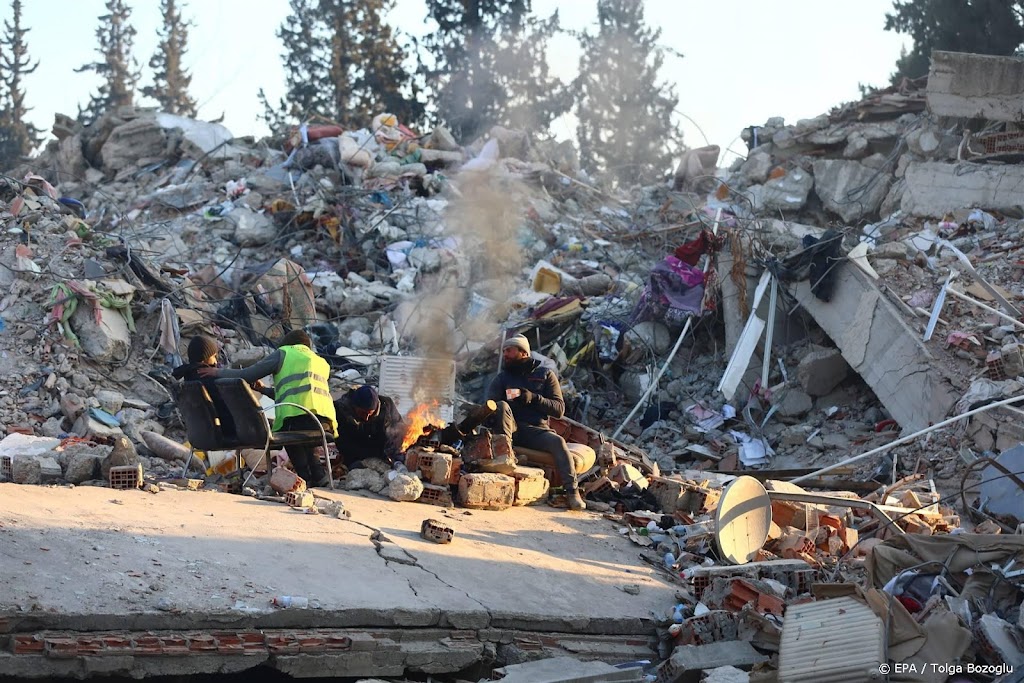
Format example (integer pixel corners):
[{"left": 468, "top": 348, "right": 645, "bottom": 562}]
[{"left": 400, "top": 401, "right": 445, "bottom": 451}]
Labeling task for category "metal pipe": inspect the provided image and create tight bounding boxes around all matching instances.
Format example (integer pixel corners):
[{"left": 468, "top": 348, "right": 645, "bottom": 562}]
[
  {"left": 790, "top": 394, "right": 1024, "bottom": 483},
  {"left": 944, "top": 287, "right": 1024, "bottom": 330}
]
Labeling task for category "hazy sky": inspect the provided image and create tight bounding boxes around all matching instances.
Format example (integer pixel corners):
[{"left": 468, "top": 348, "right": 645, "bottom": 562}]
[{"left": 3, "top": 0, "right": 908, "bottom": 164}]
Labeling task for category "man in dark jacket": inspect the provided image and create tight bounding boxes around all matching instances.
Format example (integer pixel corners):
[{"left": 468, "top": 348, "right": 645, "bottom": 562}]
[
  {"left": 333, "top": 385, "right": 405, "bottom": 468},
  {"left": 173, "top": 335, "right": 238, "bottom": 439},
  {"left": 486, "top": 334, "right": 585, "bottom": 511}
]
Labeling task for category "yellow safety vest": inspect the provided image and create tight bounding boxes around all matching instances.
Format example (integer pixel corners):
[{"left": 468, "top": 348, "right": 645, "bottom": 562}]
[{"left": 272, "top": 345, "right": 337, "bottom": 437}]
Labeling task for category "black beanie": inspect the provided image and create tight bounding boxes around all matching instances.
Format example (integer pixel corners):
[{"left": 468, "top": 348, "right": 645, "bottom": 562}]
[
  {"left": 187, "top": 335, "right": 218, "bottom": 364},
  {"left": 352, "top": 385, "right": 379, "bottom": 411},
  {"left": 278, "top": 329, "right": 312, "bottom": 349}
]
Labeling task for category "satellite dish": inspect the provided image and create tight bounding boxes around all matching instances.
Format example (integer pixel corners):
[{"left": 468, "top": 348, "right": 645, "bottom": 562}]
[{"left": 714, "top": 475, "right": 772, "bottom": 565}]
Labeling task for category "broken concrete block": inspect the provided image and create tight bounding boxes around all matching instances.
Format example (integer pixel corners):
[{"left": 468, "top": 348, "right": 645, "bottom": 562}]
[
  {"left": 511, "top": 465, "right": 549, "bottom": 506},
  {"left": 63, "top": 448, "right": 104, "bottom": 484},
  {"left": 776, "top": 389, "right": 813, "bottom": 417},
  {"left": 702, "top": 666, "right": 749, "bottom": 683},
  {"left": 100, "top": 117, "right": 170, "bottom": 171},
  {"left": 494, "top": 656, "right": 643, "bottom": 683},
  {"left": 70, "top": 303, "right": 132, "bottom": 363},
  {"left": 658, "top": 641, "right": 767, "bottom": 683},
  {"left": 100, "top": 436, "right": 140, "bottom": 480},
  {"left": 789, "top": 266, "right": 957, "bottom": 431},
  {"left": 94, "top": 389, "right": 124, "bottom": 414},
  {"left": 344, "top": 468, "right": 385, "bottom": 493},
  {"left": 38, "top": 456, "right": 62, "bottom": 484},
  {"left": 229, "top": 207, "right": 277, "bottom": 247},
  {"left": 756, "top": 167, "right": 814, "bottom": 212},
  {"left": 796, "top": 347, "right": 849, "bottom": 397},
  {"left": 927, "top": 50, "right": 1024, "bottom": 122},
  {"left": 73, "top": 413, "right": 124, "bottom": 442},
  {"left": 388, "top": 472, "right": 424, "bottom": 502},
  {"left": 740, "top": 152, "right": 772, "bottom": 184},
  {"left": 901, "top": 161, "right": 1024, "bottom": 217},
  {"left": 812, "top": 159, "right": 891, "bottom": 223},
  {"left": 59, "top": 393, "right": 87, "bottom": 422},
  {"left": 457, "top": 472, "right": 515, "bottom": 510},
  {"left": 11, "top": 457, "right": 42, "bottom": 485}
]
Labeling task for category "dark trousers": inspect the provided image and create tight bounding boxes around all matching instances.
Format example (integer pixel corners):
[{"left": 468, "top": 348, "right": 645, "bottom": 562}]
[
  {"left": 280, "top": 414, "right": 329, "bottom": 484},
  {"left": 488, "top": 401, "right": 578, "bottom": 491}
]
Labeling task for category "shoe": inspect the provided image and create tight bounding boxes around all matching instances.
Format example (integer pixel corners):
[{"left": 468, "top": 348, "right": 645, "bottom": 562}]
[{"left": 567, "top": 489, "right": 587, "bottom": 511}]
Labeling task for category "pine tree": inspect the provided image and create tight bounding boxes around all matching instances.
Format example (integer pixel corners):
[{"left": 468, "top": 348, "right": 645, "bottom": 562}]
[
  {"left": 76, "top": 0, "right": 141, "bottom": 125},
  {"left": 259, "top": 0, "right": 421, "bottom": 134},
  {"left": 574, "top": 0, "right": 681, "bottom": 187},
  {"left": 144, "top": 0, "right": 197, "bottom": 116},
  {"left": 0, "top": 0, "right": 42, "bottom": 169},
  {"left": 885, "top": 0, "right": 1024, "bottom": 83},
  {"left": 422, "top": 0, "right": 570, "bottom": 141}
]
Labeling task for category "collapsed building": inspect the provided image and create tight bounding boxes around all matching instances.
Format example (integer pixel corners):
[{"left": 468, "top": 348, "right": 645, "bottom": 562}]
[{"left": 0, "top": 50, "right": 1023, "bottom": 682}]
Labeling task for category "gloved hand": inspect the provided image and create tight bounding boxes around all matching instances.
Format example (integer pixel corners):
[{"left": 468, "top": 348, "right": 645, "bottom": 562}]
[{"left": 515, "top": 389, "right": 535, "bottom": 405}]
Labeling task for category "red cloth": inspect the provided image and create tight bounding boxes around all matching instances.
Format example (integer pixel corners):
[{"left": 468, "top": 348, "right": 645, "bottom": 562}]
[{"left": 674, "top": 232, "right": 711, "bottom": 266}]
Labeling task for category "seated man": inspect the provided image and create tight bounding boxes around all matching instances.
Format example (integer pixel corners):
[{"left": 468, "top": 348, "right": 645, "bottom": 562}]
[
  {"left": 333, "top": 385, "right": 405, "bottom": 469},
  {"left": 199, "top": 330, "right": 337, "bottom": 487},
  {"left": 172, "top": 334, "right": 237, "bottom": 439},
  {"left": 486, "top": 334, "right": 585, "bottom": 511}
]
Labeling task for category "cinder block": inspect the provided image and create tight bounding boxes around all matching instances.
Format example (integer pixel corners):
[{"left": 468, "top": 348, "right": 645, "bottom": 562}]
[
  {"left": 511, "top": 466, "right": 549, "bottom": 506},
  {"left": 285, "top": 490, "right": 315, "bottom": 508},
  {"left": 457, "top": 472, "right": 515, "bottom": 510},
  {"left": 420, "top": 518, "right": 455, "bottom": 544},
  {"left": 417, "top": 483, "right": 454, "bottom": 507},
  {"left": 109, "top": 464, "right": 143, "bottom": 490},
  {"left": 0, "top": 455, "right": 12, "bottom": 481}
]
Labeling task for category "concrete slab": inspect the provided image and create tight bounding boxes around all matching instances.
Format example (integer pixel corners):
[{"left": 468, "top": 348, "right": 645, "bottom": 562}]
[
  {"left": 901, "top": 161, "right": 1024, "bottom": 218},
  {"left": 790, "top": 265, "right": 958, "bottom": 431},
  {"left": 493, "top": 655, "right": 643, "bottom": 682},
  {"left": 927, "top": 51, "right": 1024, "bottom": 122},
  {"left": 0, "top": 483, "right": 675, "bottom": 678}
]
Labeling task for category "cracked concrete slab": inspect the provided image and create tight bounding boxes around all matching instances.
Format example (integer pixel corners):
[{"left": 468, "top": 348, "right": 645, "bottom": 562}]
[
  {"left": 790, "top": 265, "right": 959, "bottom": 431},
  {"left": 0, "top": 483, "right": 674, "bottom": 677}
]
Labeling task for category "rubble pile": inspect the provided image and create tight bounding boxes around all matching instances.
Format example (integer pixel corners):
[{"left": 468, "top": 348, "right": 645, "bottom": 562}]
[{"left": 1, "top": 48, "right": 1024, "bottom": 682}]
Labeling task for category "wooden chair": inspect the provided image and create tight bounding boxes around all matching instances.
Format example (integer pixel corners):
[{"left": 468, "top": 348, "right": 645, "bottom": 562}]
[
  {"left": 214, "top": 378, "right": 334, "bottom": 490},
  {"left": 176, "top": 381, "right": 242, "bottom": 477}
]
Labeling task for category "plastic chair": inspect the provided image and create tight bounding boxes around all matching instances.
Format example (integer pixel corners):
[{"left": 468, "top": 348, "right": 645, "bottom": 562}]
[
  {"left": 176, "top": 381, "right": 241, "bottom": 477},
  {"left": 214, "top": 378, "right": 334, "bottom": 490}
]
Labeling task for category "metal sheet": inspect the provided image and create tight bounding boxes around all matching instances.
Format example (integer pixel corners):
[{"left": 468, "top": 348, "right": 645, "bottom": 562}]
[
  {"left": 778, "top": 597, "right": 884, "bottom": 683},
  {"left": 378, "top": 356, "right": 456, "bottom": 423}
]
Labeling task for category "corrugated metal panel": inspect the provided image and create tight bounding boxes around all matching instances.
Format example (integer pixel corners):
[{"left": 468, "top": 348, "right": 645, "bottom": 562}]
[
  {"left": 778, "top": 597, "right": 884, "bottom": 683},
  {"left": 378, "top": 356, "right": 456, "bottom": 423}
]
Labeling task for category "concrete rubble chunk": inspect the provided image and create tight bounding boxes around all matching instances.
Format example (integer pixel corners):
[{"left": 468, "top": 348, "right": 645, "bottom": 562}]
[
  {"left": 63, "top": 446, "right": 106, "bottom": 484},
  {"left": 901, "top": 161, "right": 1024, "bottom": 217},
  {"left": 789, "top": 264, "right": 957, "bottom": 431},
  {"left": 493, "top": 656, "right": 643, "bottom": 683},
  {"left": 811, "top": 159, "right": 891, "bottom": 223},
  {"left": 755, "top": 167, "right": 814, "bottom": 212},
  {"left": 70, "top": 304, "right": 132, "bottom": 363},
  {"left": 229, "top": 207, "right": 277, "bottom": 247},
  {"left": 702, "top": 667, "right": 749, "bottom": 683},
  {"left": 100, "top": 117, "right": 171, "bottom": 171},
  {"left": 796, "top": 347, "right": 849, "bottom": 397},
  {"left": 387, "top": 472, "right": 424, "bottom": 502},
  {"left": 927, "top": 50, "right": 1024, "bottom": 121},
  {"left": 658, "top": 641, "right": 767, "bottom": 683},
  {"left": 776, "top": 389, "right": 813, "bottom": 417}
]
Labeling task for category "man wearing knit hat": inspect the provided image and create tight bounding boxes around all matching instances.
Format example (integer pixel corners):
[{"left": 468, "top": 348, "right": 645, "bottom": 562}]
[
  {"left": 173, "top": 334, "right": 239, "bottom": 438},
  {"left": 199, "top": 329, "right": 337, "bottom": 487},
  {"left": 487, "top": 333, "right": 586, "bottom": 511},
  {"left": 333, "top": 385, "right": 404, "bottom": 469}
]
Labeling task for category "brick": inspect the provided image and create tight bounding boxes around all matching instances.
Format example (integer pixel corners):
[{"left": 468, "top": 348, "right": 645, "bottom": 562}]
[
  {"left": 417, "top": 483, "right": 454, "bottom": 507},
  {"left": 108, "top": 464, "right": 143, "bottom": 490},
  {"left": 420, "top": 518, "right": 455, "bottom": 544}
]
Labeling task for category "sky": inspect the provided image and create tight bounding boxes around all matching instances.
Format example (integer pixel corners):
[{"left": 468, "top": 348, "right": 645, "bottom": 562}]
[{"left": 2, "top": 0, "right": 909, "bottom": 165}]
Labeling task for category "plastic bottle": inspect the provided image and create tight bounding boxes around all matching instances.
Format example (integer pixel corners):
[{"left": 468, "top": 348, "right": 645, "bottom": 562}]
[
  {"left": 664, "top": 552, "right": 676, "bottom": 570},
  {"left": 271, "top": 596, "right": 309, "bottom": 609},
  {"left": 671, "top": 603, "right": 685, "bottom": 623}
]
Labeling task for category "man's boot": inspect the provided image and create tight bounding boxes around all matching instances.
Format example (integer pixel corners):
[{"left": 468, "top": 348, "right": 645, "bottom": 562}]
[{"left": 567, "top": 488, "right": 587, "bottom": 511}]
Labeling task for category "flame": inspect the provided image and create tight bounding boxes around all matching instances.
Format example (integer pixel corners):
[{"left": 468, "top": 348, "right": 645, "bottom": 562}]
[{"left": 400, "top": 401, "right": 445, "bottom": 451}]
